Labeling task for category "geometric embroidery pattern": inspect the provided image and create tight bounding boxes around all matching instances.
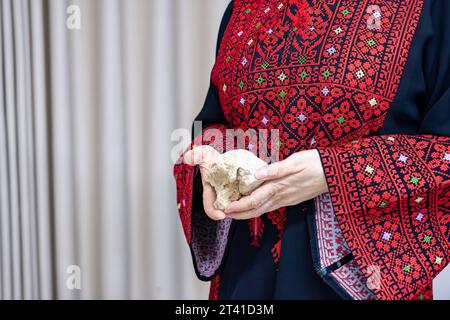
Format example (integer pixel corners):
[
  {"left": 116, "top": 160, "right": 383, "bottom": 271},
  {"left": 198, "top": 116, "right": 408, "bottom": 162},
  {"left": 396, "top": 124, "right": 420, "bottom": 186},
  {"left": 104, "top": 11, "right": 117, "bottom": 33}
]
[
  {"left": 320, "top": 135, "right": 450, "bottom": 299},
  {"left": 173, "top": 0, "right": 446, "bottom": 300}
]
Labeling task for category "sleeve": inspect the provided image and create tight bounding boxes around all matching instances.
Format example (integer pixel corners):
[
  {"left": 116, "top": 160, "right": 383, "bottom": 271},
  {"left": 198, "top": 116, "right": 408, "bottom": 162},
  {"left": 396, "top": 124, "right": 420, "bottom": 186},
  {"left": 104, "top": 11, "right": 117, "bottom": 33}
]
[
  {"left": 317, "top": 0, "right": 450, "bottom": 300},
  {"left": 173, "top": 1, "right": 234, "bottom": 281}
]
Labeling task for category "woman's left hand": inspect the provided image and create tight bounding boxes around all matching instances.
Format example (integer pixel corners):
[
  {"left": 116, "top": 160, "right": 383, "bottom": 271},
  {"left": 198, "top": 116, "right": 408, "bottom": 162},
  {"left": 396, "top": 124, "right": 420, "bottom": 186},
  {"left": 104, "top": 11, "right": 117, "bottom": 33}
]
[{"left": 224, "top": 149, "right": 329, "bottom": 220}]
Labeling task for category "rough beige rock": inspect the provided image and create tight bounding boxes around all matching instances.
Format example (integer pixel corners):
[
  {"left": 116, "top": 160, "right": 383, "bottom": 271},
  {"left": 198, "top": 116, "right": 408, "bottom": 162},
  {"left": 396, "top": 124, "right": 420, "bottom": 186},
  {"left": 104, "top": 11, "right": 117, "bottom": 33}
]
[{"left": 205, "top": 150, "right": 267, "bottom": 210}]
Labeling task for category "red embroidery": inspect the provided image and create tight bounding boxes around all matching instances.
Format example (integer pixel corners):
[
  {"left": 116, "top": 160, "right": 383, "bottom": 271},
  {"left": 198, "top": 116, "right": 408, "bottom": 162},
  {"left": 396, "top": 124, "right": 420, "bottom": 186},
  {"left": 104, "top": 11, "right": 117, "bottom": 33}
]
[
  {"left": 319, "top": 136, "right": 450, "bottom": 300},
  {"left": 208, "top": 0, "right": 427, "bottom": 299},
  {"left": 175, "top": 0, "right": 432, "bottom": 299},
  {"left": 271, "top": 239, "right": 283, "bottom": 267},
  {"left": 268, "top": 207, "right": 287, "bottom": 266},
  {"left": 209, "top": 275, "right": 221, "bottom": 300},
  {"left": 249, "top": 217, "right": 265, "bottom": 247}
]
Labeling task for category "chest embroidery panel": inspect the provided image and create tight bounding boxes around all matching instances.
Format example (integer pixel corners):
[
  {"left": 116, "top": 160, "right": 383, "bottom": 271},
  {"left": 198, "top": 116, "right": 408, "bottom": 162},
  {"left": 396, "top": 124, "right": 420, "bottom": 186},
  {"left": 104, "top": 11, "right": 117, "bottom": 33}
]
[{"left": 212, "top": 0, "right": 422, "bottom": 155}]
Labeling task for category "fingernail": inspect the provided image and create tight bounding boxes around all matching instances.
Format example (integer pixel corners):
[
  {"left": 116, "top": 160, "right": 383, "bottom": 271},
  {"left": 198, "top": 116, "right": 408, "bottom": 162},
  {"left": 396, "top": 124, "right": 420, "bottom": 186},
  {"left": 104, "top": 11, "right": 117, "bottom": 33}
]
[{"left": 255, "top": 167, "right": 268, "bottom": 180}]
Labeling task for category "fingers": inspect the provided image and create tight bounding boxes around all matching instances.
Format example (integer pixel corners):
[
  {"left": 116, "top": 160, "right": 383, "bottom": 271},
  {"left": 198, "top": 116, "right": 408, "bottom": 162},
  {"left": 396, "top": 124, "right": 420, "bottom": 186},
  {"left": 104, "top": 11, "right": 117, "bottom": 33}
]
[
  {"left": 183, "top": 145, "right": 219, "bottom": 167},
  {"left": 254, "top": 154, "right": 304, "bottom": 181},
  {"left": 199, "top": 161, "right": 225, "bottom": 221},
  {"left": 226, "top": 199, "right": 273, "bottom": 220},
  {"left": 225, "top": 183, "right": 276, "bottom": 213},
  {"left": 203, "top": 183, "right": 226, "bottom": 221}
]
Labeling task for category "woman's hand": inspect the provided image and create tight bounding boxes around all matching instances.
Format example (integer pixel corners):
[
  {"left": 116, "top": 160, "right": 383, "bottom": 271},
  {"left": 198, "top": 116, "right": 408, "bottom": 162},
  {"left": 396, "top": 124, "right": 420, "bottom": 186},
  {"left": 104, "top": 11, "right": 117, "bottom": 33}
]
[
  {"left": 224, "top": 149, "right": 328, "bottom": 220},
  {"left": 183, "top": 145, "right": 227, "bottom": 221}
]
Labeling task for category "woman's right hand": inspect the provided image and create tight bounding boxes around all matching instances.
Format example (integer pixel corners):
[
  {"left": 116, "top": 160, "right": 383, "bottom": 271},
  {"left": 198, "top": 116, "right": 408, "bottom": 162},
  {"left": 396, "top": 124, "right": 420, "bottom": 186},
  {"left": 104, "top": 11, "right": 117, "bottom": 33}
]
[{"left": 183, "top": 145, "right": 226, "bottom": 221}]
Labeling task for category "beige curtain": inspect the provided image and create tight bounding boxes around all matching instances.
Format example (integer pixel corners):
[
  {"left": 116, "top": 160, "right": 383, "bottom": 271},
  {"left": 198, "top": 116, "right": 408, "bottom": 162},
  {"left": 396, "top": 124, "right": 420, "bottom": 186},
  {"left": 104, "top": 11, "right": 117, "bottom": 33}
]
[
  {"left": 2, "top": 0, "right": 449, "bottom": 300},
  {"left": 0, "top": 0, "right": 229, "bottom": 299}
]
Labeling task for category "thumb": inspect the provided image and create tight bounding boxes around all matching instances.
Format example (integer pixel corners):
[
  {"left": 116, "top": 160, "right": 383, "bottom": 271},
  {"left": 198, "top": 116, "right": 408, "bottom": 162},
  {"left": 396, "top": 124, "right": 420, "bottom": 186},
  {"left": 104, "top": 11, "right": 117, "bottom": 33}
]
[{"left": 183, "top": 145, "right": 219, "bottom": 166}]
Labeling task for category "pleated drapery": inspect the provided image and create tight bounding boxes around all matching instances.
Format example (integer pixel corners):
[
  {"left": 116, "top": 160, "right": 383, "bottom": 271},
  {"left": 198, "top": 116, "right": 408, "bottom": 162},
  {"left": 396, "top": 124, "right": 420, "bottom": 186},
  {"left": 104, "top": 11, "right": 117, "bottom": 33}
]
[{"left": 0, "top": 0, "right": 229, "bottom": 299}]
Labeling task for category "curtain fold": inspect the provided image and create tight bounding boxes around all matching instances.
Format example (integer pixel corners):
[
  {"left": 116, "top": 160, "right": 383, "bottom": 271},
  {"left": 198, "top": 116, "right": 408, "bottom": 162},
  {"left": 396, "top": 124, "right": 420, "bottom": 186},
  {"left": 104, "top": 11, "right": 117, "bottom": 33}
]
[
  {"left": 0, "top": 0, "right": 50, "bottom": 299},
  {"left": 1, "top": 0, "right": 449, "bottom": 301},
  {"left": 0, "top": 0, "right": 229, "bottom": 299}
]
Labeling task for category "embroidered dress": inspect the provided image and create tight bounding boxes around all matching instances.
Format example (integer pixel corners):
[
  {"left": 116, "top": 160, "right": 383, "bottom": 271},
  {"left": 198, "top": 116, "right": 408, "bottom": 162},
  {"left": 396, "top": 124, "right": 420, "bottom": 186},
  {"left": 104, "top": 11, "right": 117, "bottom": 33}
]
[{"left": 174, "top": 0, "right": 450, "bottom": 300}]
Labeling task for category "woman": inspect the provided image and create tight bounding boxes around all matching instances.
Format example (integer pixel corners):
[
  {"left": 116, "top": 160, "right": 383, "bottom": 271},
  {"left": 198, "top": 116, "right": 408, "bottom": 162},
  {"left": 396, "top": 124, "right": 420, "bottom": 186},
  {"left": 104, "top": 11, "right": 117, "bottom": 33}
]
[{"left": 174, "top": 0, "right": 450, "bottom": 300}]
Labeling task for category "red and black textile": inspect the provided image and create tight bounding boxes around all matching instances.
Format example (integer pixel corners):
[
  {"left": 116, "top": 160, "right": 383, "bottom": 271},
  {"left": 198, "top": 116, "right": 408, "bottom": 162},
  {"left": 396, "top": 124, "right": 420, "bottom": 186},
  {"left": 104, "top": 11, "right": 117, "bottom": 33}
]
[{"left": 174, "top": 0, "right": 450, "bottom": 300}]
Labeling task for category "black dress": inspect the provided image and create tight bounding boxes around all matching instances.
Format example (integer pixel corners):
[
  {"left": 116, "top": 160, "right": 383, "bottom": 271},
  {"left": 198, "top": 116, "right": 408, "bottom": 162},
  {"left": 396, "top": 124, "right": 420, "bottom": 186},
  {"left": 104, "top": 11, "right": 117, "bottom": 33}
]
[{"left": 182, "top": 0, "right": 450, "bottom": 300}]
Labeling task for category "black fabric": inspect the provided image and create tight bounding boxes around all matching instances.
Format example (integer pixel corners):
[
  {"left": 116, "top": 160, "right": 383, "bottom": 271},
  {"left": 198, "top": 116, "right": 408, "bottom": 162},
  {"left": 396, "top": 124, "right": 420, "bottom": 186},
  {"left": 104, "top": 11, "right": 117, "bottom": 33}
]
[
  {"left": 380, "top": 0, "right": 450, "bottom": 137},
  {"left": 273, "top": 205, "right": 342, "bottom": 300},
  {"left": 191, "top": 1, "right": 233, "bottom": 137},
  {"left": 191, "top": 0, "right": 450, "bottom": 299}
]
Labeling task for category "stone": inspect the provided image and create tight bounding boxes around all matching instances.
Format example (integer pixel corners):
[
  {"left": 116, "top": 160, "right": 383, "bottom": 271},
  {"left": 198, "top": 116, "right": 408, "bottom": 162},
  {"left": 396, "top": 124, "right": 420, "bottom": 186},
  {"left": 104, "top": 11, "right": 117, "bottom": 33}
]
[{"left": 204, "top": 150, "right": 267, "bottom": 210}]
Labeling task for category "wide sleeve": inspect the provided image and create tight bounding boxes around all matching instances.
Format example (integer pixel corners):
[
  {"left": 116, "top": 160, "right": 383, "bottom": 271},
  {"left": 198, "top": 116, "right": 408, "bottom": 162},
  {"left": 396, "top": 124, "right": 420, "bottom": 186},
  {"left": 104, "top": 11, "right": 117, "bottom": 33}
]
[
  {"left": 317, "top": 0, "right": 450, "bottom": 300},
  {"left": 173, "top": 1, "right": 234, "bottom": 281}
]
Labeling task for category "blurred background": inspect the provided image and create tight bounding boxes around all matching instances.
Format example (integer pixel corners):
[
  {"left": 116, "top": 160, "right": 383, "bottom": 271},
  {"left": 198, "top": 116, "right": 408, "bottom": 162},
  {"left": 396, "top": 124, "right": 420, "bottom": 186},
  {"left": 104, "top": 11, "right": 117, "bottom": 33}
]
[
  {"left": 0, "top": 0, "right": 448, "bottom": 300},
  {"left": 0, "top": 0, "right": 230, "bottom": 299}
]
